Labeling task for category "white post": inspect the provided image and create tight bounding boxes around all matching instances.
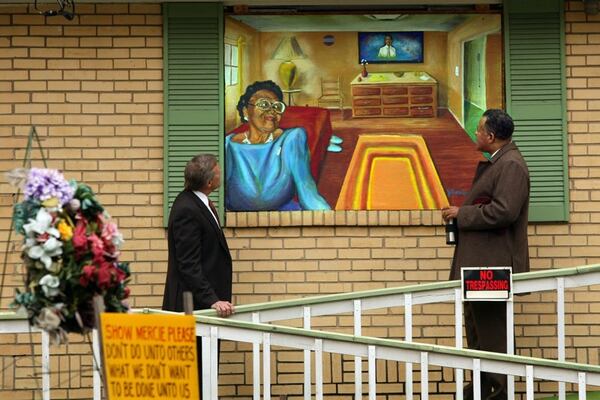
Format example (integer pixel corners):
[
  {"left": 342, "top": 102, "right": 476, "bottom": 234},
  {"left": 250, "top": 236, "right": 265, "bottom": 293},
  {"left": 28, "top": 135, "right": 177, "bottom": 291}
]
[
  {"left": 210, "top": 326, "right": 219, "bottom": 400},
  {"left": 41, "top": 330, "right": 50, "bottom": 400},
  {"left": 578, "top": 372, "right": 586, "bottom": 400},
  {"left": 263, "top": 333, "right": 271, "bottom": 400},
  {"left": 557, "top": 277, "right": 566, "bottom": 400},
  {"left": 526, "top": 365, "right": 534, "bottom": 400},
  {"left": 303, "top": 307, "right": 312, "bottom": 400},
  {"left": 405, "top": 293, "right": 413, "bottom": 400},
  {"left": 420, "top": 352, "right": 429, "bottom": 400},
  {"left": 368, "top": 345, "right": 376, "bottom": 400},
  {"left": 315, "top": 339, "right": 323, "bottom": 400},
  {"left": 455, "top": 289, "right": 464, "bottom": 400},
  {"left": 202, "top": 336, "right": 211, "bottom": 400},
  {"left": 252, "top": 313, "right": 260, "bottom": 400},
  {"left": 473, "top": 359, "right": 481, "bottom": 400},
  {"left": 92, "top": 329, "right": 102, "bottom": 400},
  {"left": 507, "top": 297, "right": 515, "bottom": 400},
  {"left": 354, "top": 299, "right": 362, "bottom": 400}
]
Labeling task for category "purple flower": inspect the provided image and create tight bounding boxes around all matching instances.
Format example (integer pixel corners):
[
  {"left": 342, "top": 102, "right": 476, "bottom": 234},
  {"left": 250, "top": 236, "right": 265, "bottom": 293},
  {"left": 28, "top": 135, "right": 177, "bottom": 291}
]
[{"left": 24, "top": 168, "right": 74, "bottom": 205}]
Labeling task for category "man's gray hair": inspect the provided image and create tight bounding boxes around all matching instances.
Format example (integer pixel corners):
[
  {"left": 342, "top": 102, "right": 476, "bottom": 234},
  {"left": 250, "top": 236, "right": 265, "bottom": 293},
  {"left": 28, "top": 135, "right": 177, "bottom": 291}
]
[{"left": 184, "top": 154, "right": 218, "bottom": 191}]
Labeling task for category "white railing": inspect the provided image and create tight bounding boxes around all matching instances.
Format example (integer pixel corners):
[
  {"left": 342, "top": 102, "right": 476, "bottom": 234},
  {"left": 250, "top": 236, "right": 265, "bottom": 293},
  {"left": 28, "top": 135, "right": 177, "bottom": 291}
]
[
  {"left": 175, "top": 312, "right": 600, "bottom": 400},
  {"left": 1, "top": 264, "right": 599, "bottom": 399},
  {"left": 194, "top": 263, "right": 600, "bottom": 400}
]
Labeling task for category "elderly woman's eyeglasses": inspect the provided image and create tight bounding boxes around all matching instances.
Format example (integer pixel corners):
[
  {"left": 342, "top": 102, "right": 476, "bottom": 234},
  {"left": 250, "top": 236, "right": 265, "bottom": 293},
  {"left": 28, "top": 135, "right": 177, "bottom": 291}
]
[{"left": 248, "top": 98, "right": 286, "bottom": 114}]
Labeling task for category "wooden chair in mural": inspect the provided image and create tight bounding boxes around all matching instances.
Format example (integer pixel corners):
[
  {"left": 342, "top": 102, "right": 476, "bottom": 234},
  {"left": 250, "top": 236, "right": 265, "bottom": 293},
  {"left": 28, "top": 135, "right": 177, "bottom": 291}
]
[{"left": 317, "top": 76, "right": 344, "bottom": 111}]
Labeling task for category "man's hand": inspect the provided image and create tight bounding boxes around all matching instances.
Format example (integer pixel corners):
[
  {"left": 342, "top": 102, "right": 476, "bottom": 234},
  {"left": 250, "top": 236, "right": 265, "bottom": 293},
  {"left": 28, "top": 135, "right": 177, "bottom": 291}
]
[
  {"left": 441, "top": 206, "right": 459, "bottom": 222},
  {"left": 211, "top": 301, "right": 235, "bottom": 317}
]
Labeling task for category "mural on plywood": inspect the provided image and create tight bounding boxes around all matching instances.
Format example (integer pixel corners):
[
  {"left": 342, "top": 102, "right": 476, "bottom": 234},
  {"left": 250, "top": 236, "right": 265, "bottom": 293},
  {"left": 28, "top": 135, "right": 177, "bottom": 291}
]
[{"left": 223, "top": 14, "right": 503, "bottom": 212}]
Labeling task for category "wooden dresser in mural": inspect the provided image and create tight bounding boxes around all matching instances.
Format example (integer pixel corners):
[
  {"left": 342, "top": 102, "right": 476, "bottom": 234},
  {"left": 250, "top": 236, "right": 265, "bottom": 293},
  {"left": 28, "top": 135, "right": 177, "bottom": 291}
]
[{"left": 351, "top": 72, "right": 438, "bottom": 118}]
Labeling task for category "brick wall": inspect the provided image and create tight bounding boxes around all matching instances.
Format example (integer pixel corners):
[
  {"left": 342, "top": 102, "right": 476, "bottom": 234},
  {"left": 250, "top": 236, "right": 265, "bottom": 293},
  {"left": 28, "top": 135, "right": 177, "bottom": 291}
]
[{"left": 1, "top": 1, "right": 599, "bottom": 398}]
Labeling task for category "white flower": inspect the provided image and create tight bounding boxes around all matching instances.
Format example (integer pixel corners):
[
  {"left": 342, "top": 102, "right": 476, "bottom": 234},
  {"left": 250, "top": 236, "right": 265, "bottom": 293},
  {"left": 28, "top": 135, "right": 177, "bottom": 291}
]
[
  {"left": 39, "top": 274, "right": 61, "bottom": 297},
  {"left": 27, "top": 245, "right": 45, "bottom": 260},
  {"left": 43, "top": 236, "right": 62, "bottom": 255},
  {"left": 23, "top": 209, "right": 63, "bottom": 270},
  {"left": 35, "top": 307, "right": 61, "bottom": 331},
  {"left": 5, "top": 168, "right": 29, "bottom": 189},
  {"left": 23, "top": 208, "right": 53, "bottom": 236},
  {"left": 27, "top": 240, "right": 62, "bottom": 270},
  {"left": 112, "top": 232, "right": 124, "bottom": 248}
]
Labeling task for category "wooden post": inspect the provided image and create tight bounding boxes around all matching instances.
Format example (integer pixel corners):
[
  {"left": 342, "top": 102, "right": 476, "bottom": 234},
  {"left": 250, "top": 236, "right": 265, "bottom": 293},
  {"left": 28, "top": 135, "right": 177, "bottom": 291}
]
[
  {"left": 92, "top": 295, "right": 109, "bottom": 400},
  {"left": 183, "top": 291, "right": 194, "bottom": 315}
]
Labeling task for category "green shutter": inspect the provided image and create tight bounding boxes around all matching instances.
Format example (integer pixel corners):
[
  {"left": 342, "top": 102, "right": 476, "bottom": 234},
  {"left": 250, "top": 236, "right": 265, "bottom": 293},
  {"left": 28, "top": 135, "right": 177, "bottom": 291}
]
[
  {"left": 504, "top": 0, "right": 568, "bottom": 222},
  {"left": 163, "top": 3, "right": 224, "bottom": 226}
]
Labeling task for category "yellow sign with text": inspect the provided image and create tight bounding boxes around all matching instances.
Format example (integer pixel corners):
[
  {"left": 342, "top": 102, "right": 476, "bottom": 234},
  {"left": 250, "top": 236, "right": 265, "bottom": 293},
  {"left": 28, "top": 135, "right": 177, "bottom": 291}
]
[{"left": 100, "top": 313, "right": 199, "bottom": 400}]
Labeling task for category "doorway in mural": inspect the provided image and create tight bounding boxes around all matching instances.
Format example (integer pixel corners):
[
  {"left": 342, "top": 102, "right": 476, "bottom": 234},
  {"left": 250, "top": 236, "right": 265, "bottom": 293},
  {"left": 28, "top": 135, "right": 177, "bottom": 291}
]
[
  {"left": 223, "top": 13, "right": 503, "bottom": 211},
  {"left": 463, "top": 35, "right": 487, "bottom": 141}
]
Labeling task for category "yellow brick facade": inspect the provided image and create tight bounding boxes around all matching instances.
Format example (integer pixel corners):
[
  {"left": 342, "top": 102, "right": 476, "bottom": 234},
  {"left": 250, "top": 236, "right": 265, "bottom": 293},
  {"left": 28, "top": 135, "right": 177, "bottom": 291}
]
[{"left": 1, "top": 1, "right": 599, "bottom": 398}]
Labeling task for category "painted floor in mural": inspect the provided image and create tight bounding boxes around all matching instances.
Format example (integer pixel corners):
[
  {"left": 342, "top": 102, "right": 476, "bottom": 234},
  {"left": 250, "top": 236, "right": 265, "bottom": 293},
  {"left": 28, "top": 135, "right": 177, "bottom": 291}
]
[
  {"left": 335, "top": 134, "right": 450, "bottom": 210},
  {"left": 317, "top": 109, "right": 484, "bottom": 208}
]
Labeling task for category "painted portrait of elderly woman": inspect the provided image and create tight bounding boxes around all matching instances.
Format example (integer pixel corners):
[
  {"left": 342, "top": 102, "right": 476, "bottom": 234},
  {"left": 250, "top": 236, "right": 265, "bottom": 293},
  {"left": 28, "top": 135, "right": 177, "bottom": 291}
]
[{"left": 225, "top": 80, "right": 331, "bottom": 211}]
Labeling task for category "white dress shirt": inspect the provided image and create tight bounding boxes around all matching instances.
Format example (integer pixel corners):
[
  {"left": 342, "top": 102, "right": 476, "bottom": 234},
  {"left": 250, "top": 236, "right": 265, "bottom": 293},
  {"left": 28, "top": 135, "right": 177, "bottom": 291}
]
[
  {"left": 193, "top": 191, "right": 220, "bottom": 227},
  {"left": 378, "top": 45, "right": 397, "bottom": 58}
]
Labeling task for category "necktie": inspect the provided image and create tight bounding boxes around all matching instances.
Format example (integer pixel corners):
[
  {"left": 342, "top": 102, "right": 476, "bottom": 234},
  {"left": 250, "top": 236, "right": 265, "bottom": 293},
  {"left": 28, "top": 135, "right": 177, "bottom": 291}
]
[{"left": 208, "top": 200, "right": 221, "bottom": 226}]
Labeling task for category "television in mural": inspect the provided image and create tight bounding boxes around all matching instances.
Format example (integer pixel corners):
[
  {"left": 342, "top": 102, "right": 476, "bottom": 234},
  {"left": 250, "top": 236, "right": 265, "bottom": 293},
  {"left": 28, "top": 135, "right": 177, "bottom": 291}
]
[
  {"left": 358, "top": 32, "right": 424, "bottom": 64},
  {"left": 224, "top": 14, "right": 503, "bottom": 212}
]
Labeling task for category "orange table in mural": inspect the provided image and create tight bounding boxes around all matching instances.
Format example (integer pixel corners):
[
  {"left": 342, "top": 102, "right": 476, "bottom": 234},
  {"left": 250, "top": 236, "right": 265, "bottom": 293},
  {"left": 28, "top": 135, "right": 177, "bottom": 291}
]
[{"left": 335, "top": 134, "right": 449, "bottom": 210}]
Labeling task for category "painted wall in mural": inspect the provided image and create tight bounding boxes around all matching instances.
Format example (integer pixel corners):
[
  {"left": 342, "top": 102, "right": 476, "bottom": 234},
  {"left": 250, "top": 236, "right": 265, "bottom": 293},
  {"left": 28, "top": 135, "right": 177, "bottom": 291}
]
[{"left": 224, "top": 14, "right": 503, "bottom": 211}]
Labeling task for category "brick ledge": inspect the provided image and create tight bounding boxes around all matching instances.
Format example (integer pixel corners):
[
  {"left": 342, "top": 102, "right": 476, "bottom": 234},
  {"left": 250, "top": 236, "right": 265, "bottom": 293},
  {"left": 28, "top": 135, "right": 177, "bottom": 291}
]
[{"left": 225, "top": 210, "right": 441, "bottom": 227}]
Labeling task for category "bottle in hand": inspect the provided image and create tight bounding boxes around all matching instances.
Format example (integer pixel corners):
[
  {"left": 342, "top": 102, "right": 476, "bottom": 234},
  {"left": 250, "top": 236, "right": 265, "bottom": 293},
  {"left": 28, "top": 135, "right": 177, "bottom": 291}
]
[{"left": 445, "top": 218, "right": 458, "bottom": 245}]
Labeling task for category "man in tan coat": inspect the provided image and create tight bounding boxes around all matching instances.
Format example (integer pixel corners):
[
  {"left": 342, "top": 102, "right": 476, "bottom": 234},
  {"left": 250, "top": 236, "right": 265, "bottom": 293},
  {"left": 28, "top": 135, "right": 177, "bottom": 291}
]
[{"left": 442, "top": 109, "right": 530, "bottom": 400}]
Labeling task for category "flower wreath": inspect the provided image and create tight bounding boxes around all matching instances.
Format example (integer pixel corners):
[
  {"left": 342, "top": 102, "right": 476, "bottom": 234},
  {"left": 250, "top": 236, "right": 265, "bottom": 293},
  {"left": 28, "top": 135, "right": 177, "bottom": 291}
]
[{"left": 7, "top": 168, "right": 130, "bottom": 343}]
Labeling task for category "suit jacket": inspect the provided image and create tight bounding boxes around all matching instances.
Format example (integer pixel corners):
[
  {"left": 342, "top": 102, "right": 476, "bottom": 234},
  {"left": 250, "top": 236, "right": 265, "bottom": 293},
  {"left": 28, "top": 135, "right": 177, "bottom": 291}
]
[
  {"left": 162, "top": 190, "right": 232, "bottom": 312},
  {"left": 450, "top": 142, "right": 530, "bottom": 280}
]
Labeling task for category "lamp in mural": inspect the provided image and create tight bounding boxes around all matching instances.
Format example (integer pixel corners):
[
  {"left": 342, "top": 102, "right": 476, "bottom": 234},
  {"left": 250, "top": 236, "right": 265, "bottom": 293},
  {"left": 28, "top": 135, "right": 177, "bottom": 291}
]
[{"left": 271, "top": 36, "right": 306, "bottom": 90}]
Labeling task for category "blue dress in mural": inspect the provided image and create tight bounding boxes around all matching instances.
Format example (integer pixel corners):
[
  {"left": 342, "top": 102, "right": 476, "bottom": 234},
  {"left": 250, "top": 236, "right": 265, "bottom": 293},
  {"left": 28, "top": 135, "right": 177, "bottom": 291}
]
[{"left": 225, "top": 127, "right": 331, "bottom": 211}]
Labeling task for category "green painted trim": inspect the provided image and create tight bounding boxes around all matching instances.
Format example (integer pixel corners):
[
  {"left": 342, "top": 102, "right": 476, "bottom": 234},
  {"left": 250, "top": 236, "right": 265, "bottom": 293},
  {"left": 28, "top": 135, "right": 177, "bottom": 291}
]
[
  {"left": 192, "top": 263, "right": 600, "bottom": 316},
  {"left": 141, "top": 309, "right": 600, "bottom": 375},
  {"left": 217, "top": 4, "right": 225, "bottom": 221},
  {"left": 508, "top": 0, "right": 561, "bottom": 13},
  {"left": 162, "top": 3, "right": 225, "bottom": 227},
  {"left": 539, "top": 392, "right": 600, "bottom": 400},
  {"left": 162, "top": 3, "right": 170, "bottom": 227},
  {"left": 0, "top": 311, "right": 27, "bottom": 320},
  {"left": 558, "top": 0, "right": 570, "bottom": 221},
  {"left": 504, "top": 0, "right": 569, "bottom": 222}
]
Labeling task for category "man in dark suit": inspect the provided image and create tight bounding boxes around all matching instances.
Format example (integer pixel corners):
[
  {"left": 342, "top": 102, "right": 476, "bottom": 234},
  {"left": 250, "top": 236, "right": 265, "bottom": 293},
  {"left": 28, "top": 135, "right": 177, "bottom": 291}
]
[
  {"left": 162, "top": 154, "right": 234, "bottom": 393},
  {"left": 442, "top": 109, "right": 530, "bottom": 400}
]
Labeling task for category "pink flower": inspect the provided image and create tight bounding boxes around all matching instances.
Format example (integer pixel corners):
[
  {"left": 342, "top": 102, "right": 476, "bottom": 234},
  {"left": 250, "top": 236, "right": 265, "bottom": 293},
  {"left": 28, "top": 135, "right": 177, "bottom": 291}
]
[
  {"left": 79, "top": 265, "right": 96, "bottom": 287},
  {"left": 36, "top": 232, "right": 50, "bottom": 243},
  {"left": 101, "top": 221, "right": 124, "bottom": 249},
  {"left": 88, "top": 234, "right": 105, "bottom": 264}
]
